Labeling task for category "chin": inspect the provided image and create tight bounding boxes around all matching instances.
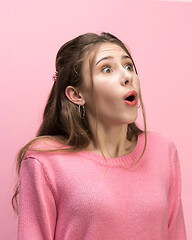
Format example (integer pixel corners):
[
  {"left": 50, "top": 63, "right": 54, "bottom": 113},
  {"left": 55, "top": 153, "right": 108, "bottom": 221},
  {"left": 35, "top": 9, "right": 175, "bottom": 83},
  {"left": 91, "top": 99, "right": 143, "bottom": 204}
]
[{"left": 124, "top": 113, "right": 138, "bottom": 124}]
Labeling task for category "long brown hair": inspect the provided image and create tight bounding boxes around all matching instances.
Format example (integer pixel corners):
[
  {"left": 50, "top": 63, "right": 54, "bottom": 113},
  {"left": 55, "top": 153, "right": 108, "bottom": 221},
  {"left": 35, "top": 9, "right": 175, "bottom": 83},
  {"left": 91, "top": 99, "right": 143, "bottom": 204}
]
[{"left": 12, "top": 32, "right": 147, "bottom": 214}]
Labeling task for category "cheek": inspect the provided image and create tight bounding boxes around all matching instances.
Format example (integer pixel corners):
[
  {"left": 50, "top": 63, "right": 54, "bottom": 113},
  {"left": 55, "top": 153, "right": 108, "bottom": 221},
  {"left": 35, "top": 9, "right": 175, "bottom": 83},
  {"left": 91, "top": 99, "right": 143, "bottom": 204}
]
[{"left": 94, "top": 81, "right": 118, "bottom": 103}]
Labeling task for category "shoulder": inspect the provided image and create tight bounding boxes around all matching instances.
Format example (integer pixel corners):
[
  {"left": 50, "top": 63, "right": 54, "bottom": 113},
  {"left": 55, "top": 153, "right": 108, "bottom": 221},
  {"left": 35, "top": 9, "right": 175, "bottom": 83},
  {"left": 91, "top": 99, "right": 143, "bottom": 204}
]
[
  {"left": 27, "top": 136, "right": 66, "bottom": 150},
  {"left": 142, "top": 132, "right": 179, "bottom": 170},
  {"left": 145, "top": 131, "right": 177, "bottom": 150},
  {"left": 22, "top": 136, "right": 70, "bottom": 162}
]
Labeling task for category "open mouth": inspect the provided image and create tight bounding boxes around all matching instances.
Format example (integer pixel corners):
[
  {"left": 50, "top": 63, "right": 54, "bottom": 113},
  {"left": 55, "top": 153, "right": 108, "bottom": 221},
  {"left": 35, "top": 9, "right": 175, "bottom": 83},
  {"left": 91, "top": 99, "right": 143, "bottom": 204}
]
[
  {"left": 125, "top": 95, "right": 135, "bottom": 102},
  {"left": 124, "top": 90, "right": 137, "bottom": 106}
]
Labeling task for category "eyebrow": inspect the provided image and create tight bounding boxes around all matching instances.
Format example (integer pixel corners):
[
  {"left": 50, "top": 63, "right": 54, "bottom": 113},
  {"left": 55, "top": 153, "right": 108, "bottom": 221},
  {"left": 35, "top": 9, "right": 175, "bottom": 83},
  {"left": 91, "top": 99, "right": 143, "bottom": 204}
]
[{"left": 95, "top": 55, "right": 131, "bottom": 65}]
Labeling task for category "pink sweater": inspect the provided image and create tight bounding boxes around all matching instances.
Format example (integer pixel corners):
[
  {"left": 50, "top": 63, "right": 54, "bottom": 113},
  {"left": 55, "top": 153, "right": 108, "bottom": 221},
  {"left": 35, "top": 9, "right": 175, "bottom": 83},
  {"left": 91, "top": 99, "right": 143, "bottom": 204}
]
[{"left": 18, "top": 132, "right": 187, "bottom": 239}]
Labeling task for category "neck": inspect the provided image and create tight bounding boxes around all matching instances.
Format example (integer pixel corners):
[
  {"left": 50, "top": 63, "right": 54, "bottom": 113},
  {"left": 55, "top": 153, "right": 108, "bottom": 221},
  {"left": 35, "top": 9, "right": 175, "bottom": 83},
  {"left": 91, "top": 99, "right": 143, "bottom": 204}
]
[{"left": 87, "top": 120, "right": 136, "bottom": 158}]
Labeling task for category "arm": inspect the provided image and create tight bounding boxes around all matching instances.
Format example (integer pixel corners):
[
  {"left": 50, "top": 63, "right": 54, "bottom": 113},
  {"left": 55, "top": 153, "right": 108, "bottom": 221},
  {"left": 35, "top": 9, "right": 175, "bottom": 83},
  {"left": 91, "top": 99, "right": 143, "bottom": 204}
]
[
  {"left": 18, "top": 157, "right": 57, "bottom": 240},
  {"left": 168, "top": 143, "right": 187, "bottom": 239}
]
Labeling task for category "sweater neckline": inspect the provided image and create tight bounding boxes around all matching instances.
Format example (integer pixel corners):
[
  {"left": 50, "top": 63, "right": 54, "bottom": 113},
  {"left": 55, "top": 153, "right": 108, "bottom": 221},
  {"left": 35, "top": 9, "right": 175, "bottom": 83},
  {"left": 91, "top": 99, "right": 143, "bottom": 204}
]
[{"left": 77, "top": 133, "right": 146, "bottom": 168}]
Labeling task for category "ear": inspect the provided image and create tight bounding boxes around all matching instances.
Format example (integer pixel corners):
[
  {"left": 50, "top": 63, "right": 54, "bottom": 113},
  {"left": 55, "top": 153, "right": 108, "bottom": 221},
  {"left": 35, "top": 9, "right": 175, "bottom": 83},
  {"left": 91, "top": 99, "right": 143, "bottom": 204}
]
[{"left": 65, "top": 86, "right": 85, "bottom": 106}]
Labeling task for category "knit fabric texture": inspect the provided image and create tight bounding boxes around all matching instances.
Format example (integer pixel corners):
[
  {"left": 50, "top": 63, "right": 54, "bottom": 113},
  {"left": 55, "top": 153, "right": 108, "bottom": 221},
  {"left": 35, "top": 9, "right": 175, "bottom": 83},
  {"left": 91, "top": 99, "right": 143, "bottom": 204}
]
[{"left": 18, "top": 132, "right": 187, "bottom": 239}]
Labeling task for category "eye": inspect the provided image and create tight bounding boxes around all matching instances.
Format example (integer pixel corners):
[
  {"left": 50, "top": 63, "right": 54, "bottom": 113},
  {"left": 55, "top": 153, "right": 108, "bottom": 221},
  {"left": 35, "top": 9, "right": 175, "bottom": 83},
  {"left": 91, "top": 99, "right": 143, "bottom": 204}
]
[
  {"left": 102, "top": 66, "right": 112, "bottom": 73},
  {"left": 125, "top": 63, "right": 134, "bottom": 71}
]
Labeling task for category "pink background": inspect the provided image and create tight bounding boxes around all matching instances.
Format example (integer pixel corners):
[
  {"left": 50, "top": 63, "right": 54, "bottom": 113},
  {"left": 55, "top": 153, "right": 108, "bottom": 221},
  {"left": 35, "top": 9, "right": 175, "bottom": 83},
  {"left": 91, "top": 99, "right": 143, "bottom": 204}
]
[{"left": 0, "top": 0, "right": 191, "bottom": 238}]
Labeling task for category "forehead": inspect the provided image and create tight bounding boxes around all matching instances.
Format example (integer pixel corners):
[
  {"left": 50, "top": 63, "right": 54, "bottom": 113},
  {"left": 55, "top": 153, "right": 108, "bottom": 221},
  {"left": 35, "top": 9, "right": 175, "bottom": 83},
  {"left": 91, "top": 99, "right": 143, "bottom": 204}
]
[
  {"left": 81, "top": 42, "right": 129, "bottom": 75},
  {"left": 92, "top": 42, "right": 127, "bottom": 61},
  {"left": 83, "top": 42, "right": 128, "bottom": 65}
]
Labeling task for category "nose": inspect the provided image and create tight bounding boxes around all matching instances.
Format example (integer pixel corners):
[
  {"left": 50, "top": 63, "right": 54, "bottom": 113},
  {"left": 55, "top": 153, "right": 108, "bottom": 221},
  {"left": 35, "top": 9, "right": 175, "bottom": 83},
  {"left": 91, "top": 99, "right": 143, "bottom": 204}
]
[{"left": 120, "top": 68, "right": 133, "bottom": 86}]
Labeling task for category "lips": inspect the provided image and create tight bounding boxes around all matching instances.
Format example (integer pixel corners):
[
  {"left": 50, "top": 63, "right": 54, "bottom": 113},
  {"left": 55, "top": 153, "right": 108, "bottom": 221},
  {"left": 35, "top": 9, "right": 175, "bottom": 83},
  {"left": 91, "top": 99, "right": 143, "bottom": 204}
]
[{"left": 124, "top": 90, "right": 137, "bottom": 106}]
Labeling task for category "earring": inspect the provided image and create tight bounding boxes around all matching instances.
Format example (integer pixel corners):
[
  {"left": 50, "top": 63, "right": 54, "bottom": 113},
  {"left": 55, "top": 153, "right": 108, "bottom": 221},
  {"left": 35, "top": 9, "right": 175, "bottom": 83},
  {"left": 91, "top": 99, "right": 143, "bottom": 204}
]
[{"left": 78, "top": 105, "right": 86, "bottom": 119}]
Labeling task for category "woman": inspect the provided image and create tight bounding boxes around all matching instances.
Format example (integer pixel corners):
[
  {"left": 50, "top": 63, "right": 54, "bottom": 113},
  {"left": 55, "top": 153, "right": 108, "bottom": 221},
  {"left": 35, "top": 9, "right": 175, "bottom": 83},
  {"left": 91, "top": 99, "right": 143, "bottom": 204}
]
[{"left": 12, "top": 32, "right": 187, "bottom": 239}]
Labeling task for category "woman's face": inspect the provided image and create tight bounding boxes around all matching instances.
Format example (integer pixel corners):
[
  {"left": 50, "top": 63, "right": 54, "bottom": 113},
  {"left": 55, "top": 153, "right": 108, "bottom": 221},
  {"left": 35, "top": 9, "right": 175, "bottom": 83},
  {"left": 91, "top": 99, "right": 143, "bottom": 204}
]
[{"left": 81, "top": 42, "right": 140, "bottom": 126}]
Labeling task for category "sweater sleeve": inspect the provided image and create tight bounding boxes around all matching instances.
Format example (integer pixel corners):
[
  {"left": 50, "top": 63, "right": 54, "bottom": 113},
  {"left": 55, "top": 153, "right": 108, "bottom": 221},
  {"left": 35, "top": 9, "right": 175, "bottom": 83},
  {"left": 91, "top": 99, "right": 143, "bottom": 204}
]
[
  {"left": 18, "top": 157, "right": 57, "bottom": 240},
  {"left": 168, "top": 143, "right": 187, "bottom": 239}
]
